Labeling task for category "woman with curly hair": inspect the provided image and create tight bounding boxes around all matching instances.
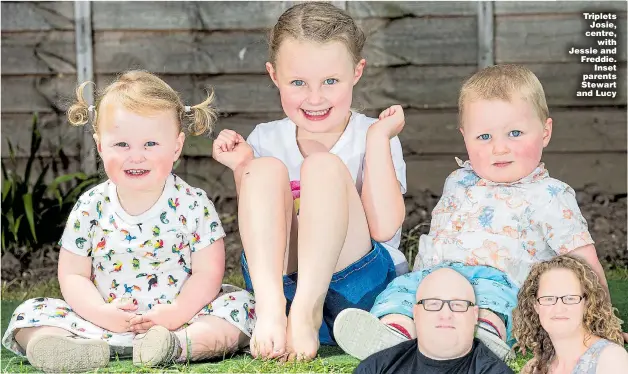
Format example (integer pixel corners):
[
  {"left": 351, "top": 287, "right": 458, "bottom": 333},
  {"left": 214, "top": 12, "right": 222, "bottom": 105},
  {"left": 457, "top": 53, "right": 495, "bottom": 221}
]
[{"left": 513, "top": 255, "right": 628, "bottom": 374}]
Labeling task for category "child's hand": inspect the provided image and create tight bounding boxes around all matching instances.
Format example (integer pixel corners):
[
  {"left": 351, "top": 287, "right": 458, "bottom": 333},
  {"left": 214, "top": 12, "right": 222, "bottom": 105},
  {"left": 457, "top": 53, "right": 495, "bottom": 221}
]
[
  {"left": 97, "top": 300, "right": 137, "bottom": 333},
  {"left": 369, "top": 105, "right": 405, "bottom": 139},
  {"left": 212, "top": 129, "right": 254, "bottom": 171},
  {"left": 129, "top": 304, "right": 181, "bottom": 333},
  {"left": 112, "top": 297, "right": 138, "bottom": 311}
]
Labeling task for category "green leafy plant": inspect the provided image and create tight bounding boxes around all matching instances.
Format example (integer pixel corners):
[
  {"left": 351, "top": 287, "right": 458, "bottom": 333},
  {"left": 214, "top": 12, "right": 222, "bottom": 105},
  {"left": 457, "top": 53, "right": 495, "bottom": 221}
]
[{"left": 1, "top": 114, "right": 100, "bottom": 264}]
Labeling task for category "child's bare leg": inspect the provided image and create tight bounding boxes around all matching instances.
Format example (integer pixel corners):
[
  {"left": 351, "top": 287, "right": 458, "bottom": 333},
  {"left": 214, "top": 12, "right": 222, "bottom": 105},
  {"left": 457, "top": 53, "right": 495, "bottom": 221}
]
[
  {"left": 238, "top": 157, "right": 295, "bottom": 358},
  {"left": 15, "top": 326, "right": 73, "bottom": 350},
  {"left": 174, "top": 316, "right": 249, "bottom": 362},
  {"left": 287, "top": 153, "right": 372, "bottom": 360},
  {"left": 380, "top": 314, "right": 417, "bottom": 339}
]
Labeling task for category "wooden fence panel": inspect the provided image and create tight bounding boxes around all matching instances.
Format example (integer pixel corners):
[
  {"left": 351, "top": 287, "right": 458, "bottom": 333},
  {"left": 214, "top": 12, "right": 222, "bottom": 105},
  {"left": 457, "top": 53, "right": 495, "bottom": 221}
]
[
  {"left": 363, "top": 17, "right": 477, "bottom": 66},
  {"left": 495, "top": 1, "right": 627, "bottom": 15},
  {"left": 1, "top": 113, "right": 82, "bottom": 158},
  {"left": 92, "top": 31, "right": 268, "bottom": 75},
  {"left": 1, "top": 75, "right": 78, "bottom": 113},
  {"left": 88, "top": 17, "right": 478, "bottom": 76},
  {"left": 1, "top": 31, "right": 76, "bottom": 75},
  {"left": 91, "top": 1, "right": 292, "bottom": 31},
  {"left": 496, "top": 16, "right": 626, "bottom": 63},
  {"left": 0, "top": 2, "right": 74, "bottom": 31},
  {"left": 347, "top": 1, "right": 477, "bottom": 18}
]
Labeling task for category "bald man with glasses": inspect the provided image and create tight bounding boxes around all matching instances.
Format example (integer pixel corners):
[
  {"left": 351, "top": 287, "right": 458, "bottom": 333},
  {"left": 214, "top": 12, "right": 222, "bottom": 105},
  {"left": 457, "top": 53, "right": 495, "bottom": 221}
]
[{"left": 344, "top": 268, "right": 513, "bottom": 374}]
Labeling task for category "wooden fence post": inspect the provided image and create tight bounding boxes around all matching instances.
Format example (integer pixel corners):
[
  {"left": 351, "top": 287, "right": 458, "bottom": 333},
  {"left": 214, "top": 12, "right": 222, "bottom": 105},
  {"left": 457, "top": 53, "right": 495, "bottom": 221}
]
[
  {"left": 74, "top": 1, "right": 97, "bottom": 175},
  {"left": 477, "top": 1, "right": 494, "bottom": 69}
]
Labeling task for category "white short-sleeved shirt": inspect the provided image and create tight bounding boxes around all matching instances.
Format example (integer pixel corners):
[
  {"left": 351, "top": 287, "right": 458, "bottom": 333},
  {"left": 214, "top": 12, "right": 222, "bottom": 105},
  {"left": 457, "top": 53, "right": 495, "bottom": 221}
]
[
  {"left": 413, "top": 159, "right": 594, "bottom": 286},
  {"left": 59, "top": 174, "right": 226, "bottom": 312},
  {"left": 247, "top": 111, "right": 408, "bottom": 275}
]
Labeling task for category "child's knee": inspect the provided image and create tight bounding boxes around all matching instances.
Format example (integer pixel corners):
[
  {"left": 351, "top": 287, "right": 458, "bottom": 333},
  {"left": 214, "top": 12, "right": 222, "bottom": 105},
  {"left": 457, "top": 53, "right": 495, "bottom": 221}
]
[
  {"left": 243, "top": 157, "right": 288, "bottom": 179},
  {"left": 300, "top": 153, "right": 347, "bottom": 178}
]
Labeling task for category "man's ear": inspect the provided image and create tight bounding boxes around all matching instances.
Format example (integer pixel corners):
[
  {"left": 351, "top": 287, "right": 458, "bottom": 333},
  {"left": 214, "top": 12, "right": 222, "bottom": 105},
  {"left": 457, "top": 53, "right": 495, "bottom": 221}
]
[
  {"left": 93, "top": 133, "right": 102, "bottom": 154},
  {"left": 473, "top": 305, "right": 479, "bottom": 323},
  {"left": 412, "top": 303, "right": 420, "bottom": 321},
  {"left": 266, "top": 62, "right": 279, "bottom": 88}
]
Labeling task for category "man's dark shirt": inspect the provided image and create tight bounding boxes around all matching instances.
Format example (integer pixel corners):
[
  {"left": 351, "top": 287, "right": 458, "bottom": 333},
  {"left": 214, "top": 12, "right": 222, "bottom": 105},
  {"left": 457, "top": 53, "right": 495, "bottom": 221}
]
[{"left": 353, "top": 338, "right": 514, "bottom": 374}]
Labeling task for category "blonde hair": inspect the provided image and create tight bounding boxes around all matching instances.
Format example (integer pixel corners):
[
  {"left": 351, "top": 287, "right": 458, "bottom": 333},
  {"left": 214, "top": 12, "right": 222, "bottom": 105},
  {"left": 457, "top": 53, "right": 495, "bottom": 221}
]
[
  {"left": 458, "top": 64, "right": 549, "bottom": 128},
  {"left": 512, "top": 255, "right": 624, "bottom": 374},
  {"left": 67, "top": 70, "right": 217, "bottom": 136},
  {"left": 269, "top": 2, "right": 366, "bottom": 65}
]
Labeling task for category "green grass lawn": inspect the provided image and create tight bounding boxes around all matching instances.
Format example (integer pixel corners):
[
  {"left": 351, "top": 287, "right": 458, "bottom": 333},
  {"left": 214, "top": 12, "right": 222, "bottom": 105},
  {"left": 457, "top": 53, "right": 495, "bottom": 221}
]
[{"left": 2, "top": 272, "right": 627, "bottom": 373}]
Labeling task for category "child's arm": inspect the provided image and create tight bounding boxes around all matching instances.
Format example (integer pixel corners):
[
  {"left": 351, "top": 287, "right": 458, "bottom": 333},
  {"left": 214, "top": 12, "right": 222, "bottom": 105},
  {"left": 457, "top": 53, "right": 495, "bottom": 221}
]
[
  {"left": 212, "top": 129, "right": 255, "bottom": 197},
  {"left": 362, "top": 105, "right": 406, "bottom": 242},
  {"left": 58, "top": 248, "right": 136, "bottom": 333},
  {"left": 569, "top": 244, "right": 628, "bottom": 343},
  {"left": 569, "top": 244, "right": 609, "bottom": 294},
  {"left": 172, "top": 239, "right": 226, "bottom": 322}
]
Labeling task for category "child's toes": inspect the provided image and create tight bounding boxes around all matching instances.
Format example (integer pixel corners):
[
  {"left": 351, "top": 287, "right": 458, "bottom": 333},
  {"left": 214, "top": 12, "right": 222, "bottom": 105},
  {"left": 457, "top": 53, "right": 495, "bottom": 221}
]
[{"left": 270, "top": 331, "right": 286, "bottom": 358}]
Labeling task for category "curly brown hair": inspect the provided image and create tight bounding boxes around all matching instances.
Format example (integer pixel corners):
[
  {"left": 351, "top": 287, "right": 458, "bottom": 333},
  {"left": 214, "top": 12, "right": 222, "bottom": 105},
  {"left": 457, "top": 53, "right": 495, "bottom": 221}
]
[{"left": 512, "top": 255, "right": 623, "bottom": 374}]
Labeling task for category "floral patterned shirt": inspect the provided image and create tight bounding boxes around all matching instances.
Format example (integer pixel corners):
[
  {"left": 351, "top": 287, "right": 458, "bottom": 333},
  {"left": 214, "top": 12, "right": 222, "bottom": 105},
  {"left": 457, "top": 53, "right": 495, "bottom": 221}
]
[
  {"left": 59, "top": 174, "right": 226, "bottom": 312},
  {"left": 413, "top": 159, "right": 594, "bottom": 286}
]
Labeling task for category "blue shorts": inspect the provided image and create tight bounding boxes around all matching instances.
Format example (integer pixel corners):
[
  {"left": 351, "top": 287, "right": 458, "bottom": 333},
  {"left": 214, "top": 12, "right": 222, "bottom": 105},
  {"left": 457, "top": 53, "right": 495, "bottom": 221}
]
[
  {"left": 370, "top": 262, "right": 519, "bottom": 346},
  {"left": 241, "top": 240, "right": 396, "bottom": 345}
]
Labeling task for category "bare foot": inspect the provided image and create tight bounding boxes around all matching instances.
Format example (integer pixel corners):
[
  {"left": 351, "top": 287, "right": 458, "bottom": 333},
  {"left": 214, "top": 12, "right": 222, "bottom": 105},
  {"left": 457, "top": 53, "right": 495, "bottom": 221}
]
[
  {"left": 250, "top": 311, "right": 287, "bottom": 359},
  {"left": 285, "top": 313, "right": 320, "bottom": 361}
]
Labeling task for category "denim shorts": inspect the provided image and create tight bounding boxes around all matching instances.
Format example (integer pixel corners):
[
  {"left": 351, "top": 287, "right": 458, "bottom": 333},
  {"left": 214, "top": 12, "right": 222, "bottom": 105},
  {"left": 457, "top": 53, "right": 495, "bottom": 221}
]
[
  {"left": 241, "top": 240, "right": 397, "bottom": 345},
  {"left": 369, "top": 262, "right": 519, "bottom": 346}
]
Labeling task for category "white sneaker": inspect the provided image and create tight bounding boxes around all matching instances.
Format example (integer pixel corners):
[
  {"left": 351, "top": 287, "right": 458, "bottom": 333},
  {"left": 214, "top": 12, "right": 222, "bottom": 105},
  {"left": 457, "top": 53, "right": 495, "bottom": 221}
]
[
  {"left": 333, "top": 308, "right": 409, "bottom": 360},
  {"left": 133, "top": 326, "right": 182, "bottom": 367},
  {"left": 26, "top": 334, "right": 109, "bottom": 373},
  {"left": 475, "top": 327, "right": 515, "bottom": 362}
]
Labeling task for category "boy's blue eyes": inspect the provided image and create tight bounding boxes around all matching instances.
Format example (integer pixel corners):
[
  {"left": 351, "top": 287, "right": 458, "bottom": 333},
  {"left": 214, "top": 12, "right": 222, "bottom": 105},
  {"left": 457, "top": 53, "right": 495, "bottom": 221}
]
[
  {"left": 290, "top": 78, "right": 338, "bottom": 86},
  {"left": 114, "top": 141, "right": 157, "bottom": 147},
  {"left": 477, "top": 131, "right": 522, "bottom": 140}
]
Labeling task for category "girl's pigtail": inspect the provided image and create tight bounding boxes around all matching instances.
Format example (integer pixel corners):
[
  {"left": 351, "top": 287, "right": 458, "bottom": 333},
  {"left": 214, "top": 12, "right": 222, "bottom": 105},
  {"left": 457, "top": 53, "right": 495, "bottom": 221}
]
[
  {"left": 67, "top": 81, "right": 96, "bottom": 128},
  {"left": 184, "top": 88, "right": 218, "bottom": 136}
]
